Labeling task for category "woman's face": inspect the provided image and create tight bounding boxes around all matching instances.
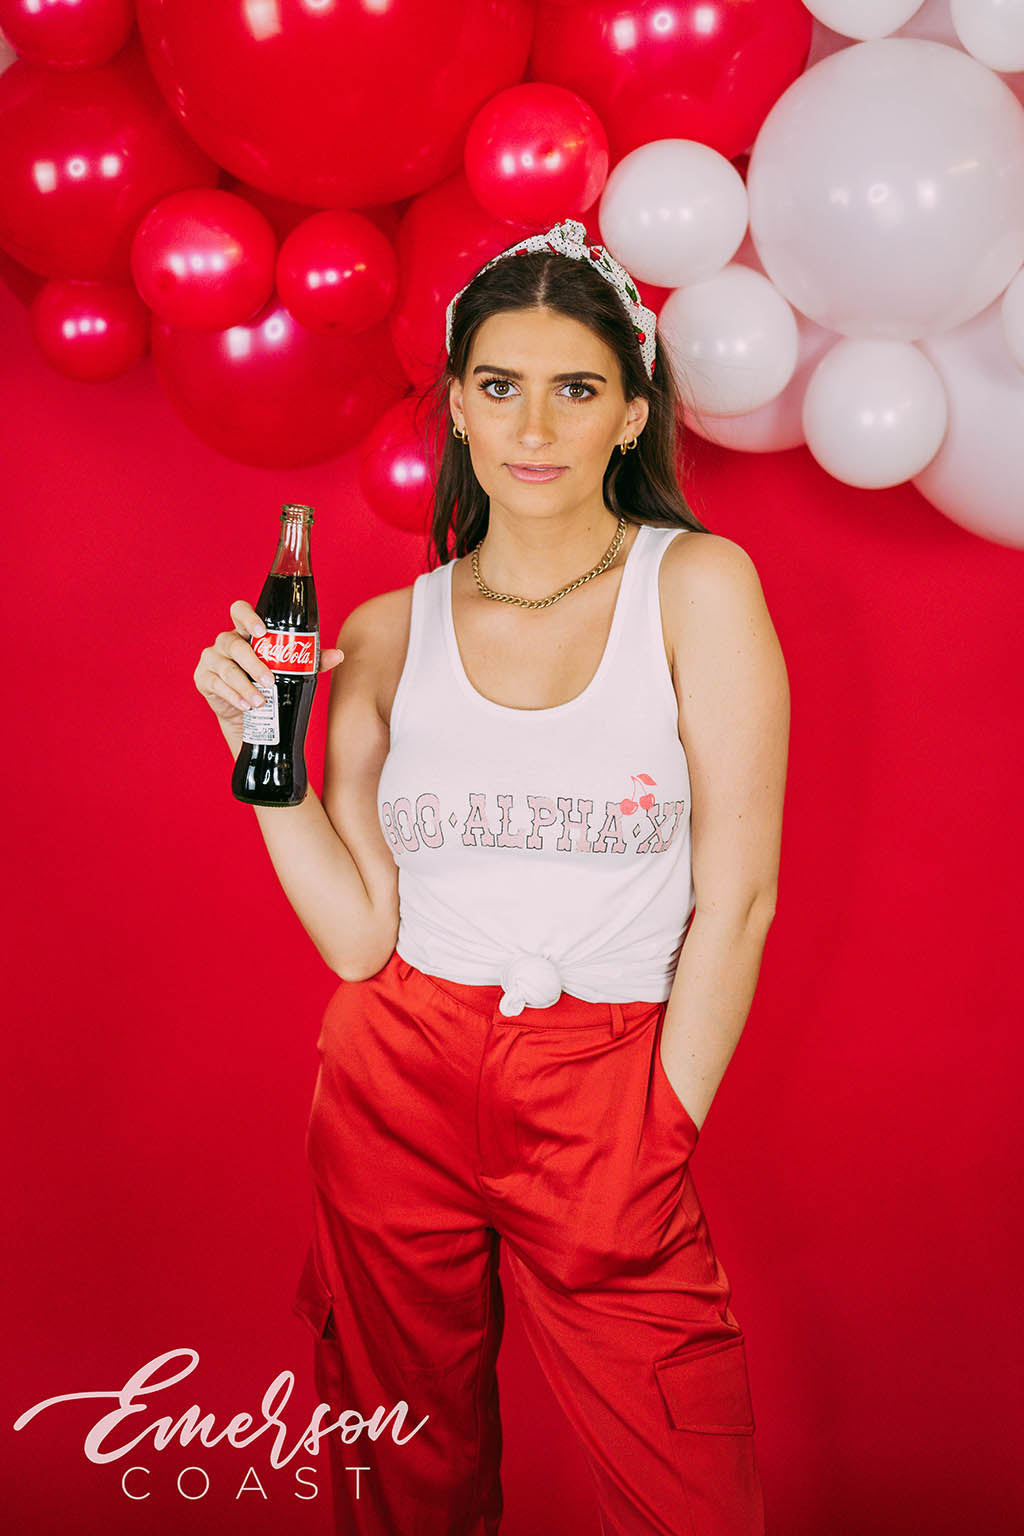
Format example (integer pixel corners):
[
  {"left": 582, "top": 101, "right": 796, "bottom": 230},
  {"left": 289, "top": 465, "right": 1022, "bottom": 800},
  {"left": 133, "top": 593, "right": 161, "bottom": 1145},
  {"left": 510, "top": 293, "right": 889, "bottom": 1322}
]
[{"left": 448, "top": 307, "right": 649, "bottom": 520}]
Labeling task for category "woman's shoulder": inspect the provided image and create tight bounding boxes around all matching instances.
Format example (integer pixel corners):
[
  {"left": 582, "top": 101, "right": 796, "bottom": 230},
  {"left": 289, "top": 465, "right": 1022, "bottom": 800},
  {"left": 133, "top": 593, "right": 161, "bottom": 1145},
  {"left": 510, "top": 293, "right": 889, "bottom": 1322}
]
[
  {"left": 338, "top": 579, "right": 423, "bottom": 689},
  {"left": 659, "top": 536, "right": 784, "bottom": 738},
  {"left": 657, "top": 530, "right": 773, "bottom": 661},
  {"left": 660, "top": 528, "right": 763, "bottom": 591}
]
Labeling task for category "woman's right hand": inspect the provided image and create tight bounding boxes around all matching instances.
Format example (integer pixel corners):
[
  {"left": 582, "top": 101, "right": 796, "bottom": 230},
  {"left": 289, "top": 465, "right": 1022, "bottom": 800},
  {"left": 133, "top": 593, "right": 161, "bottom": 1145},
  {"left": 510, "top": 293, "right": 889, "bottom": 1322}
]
[{"left": 194, "top": 599, "right": 345, "bottom": 731}]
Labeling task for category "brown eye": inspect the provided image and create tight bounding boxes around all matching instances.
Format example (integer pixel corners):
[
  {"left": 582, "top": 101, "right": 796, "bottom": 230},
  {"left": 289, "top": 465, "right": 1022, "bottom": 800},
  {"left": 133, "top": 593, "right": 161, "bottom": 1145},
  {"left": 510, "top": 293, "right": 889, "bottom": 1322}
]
[{"left": 478, "top": 377, "right": 596, "bottom": 401}]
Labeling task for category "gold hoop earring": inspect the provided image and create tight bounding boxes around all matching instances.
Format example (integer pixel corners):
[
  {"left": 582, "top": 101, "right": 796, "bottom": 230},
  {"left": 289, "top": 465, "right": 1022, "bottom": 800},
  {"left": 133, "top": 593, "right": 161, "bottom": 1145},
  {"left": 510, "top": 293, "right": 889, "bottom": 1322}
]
[
  {"left": 452, "top": 423, "right": 469, "bottom": 443},
  {"left": 619, "top": 436, "right": 638, "bottom": 454}
]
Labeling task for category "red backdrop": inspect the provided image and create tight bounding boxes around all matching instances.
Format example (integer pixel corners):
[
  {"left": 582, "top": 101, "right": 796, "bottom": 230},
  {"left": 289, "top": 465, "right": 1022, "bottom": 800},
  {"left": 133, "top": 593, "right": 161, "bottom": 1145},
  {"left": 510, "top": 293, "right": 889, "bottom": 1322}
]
[{"left": 3, "top": 271, "right": 1023, "bottom": 1534}]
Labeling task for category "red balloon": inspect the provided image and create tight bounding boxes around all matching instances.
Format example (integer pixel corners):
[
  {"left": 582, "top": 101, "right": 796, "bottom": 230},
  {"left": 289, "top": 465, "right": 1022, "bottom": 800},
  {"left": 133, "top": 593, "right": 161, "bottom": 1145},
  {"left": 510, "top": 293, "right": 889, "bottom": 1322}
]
[
  {"left": 389, "top": 171, "right": 551, "bottom": 391},
  {"left": 151, "top": 294, "right": 409, "bottom": 469},
  {"left": 29, "top": 278, "right": 149, "bottom": 380},
  {"left": 131, "top": 188, "right": 277, "bottom": 330},
  {"left": 358, "top": 394, "right": 442, "bottom": 533},
  {"left": 134, "top": 0, "right": 535, "bottom": 207},
  {"left": 0, "top": 39, "right": 217, "bottom": 281},
  {"left": 277, "top": 211, "right": 399, "bottom": 336},
  {"left": 0, "top": 0, "right": 135, "bottom": 70},
  {"left": 464, "top": 82, "right": 609, "bottom": 227},
  {"left": 219, "top": 172, "right": 406, "bottom": 248},
  {"left": 530, "top": 0, "right": 813, "bottom": 164}
]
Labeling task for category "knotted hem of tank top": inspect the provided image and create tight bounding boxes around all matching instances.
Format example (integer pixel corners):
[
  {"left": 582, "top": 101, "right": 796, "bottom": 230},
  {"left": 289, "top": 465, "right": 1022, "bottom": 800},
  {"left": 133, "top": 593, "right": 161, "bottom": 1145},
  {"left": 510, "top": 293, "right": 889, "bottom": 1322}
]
[
  {"left": 411, "top": 949, "right": 666, "bottom": 1023},
  {"left": 498, "top": 952, "right": 566, "bottom": 1016}
]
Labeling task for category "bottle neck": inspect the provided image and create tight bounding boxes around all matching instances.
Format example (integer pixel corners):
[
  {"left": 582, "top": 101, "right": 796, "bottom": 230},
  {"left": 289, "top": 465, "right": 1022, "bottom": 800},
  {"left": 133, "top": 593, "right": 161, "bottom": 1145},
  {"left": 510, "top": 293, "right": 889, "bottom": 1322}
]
[{"left": 270, "top": 514, "right": 312, "bottom": 577}]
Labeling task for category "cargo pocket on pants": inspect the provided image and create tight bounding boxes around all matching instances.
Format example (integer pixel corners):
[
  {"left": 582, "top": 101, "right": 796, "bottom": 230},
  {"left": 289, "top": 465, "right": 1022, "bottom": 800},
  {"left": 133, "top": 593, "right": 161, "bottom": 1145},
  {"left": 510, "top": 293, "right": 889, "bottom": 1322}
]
[
  {"left": 291, "top": 1243, "right": 336, "bottom": 1342},
  {"left": 654, "top": 1333, "right": 755, "bottom": 1435}
]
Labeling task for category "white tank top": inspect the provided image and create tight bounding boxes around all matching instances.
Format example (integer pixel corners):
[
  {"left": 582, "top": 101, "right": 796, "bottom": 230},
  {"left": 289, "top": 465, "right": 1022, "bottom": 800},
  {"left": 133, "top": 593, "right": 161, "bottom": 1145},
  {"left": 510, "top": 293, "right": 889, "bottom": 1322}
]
[{"left": 376, "top": 521, "right": 695, "bottom": 1016}]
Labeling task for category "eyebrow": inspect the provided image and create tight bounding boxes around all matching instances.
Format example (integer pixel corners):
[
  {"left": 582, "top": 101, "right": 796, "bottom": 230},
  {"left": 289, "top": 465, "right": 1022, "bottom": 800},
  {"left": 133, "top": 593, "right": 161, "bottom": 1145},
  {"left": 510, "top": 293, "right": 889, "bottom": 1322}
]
[{"left": 472, "top": 365, "right": 607, "bottom": 383}]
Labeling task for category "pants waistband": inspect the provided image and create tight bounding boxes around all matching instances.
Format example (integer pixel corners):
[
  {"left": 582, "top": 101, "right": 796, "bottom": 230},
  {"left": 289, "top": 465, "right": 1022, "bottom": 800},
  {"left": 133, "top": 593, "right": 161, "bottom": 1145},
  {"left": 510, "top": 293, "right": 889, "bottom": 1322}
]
[{"left": 395, "top": 955, "right": 663, "bottom": 1033}]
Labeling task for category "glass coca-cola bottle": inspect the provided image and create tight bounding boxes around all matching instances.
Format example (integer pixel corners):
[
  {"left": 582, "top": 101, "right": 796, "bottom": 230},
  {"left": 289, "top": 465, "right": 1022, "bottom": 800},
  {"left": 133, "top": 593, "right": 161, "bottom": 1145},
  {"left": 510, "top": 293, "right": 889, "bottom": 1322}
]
[{"left": 232, "top": 503, "right": 321, "bottom": 807}]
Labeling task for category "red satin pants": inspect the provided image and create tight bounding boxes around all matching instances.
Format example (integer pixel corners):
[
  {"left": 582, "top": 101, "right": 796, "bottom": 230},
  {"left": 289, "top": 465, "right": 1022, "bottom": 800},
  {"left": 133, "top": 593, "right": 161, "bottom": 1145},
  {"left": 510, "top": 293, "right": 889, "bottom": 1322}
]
[{"left": 292, "top": 950, "right": 766, "bottom": 1536}]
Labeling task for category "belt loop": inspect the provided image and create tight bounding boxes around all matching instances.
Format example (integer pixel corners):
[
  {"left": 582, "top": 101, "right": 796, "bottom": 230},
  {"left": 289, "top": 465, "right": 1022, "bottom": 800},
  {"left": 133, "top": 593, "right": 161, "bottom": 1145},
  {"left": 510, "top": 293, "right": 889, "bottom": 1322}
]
[{"left": 609, "top": 1002, "right": 625, "bottom": 1038}]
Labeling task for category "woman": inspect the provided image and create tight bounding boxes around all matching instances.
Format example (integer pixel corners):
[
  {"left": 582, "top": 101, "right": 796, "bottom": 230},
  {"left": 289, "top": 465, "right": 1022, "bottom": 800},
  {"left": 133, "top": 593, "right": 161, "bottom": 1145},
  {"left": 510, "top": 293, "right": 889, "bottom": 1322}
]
[{"left": 194, "top": 218, "right": 789, "bottom": 1535}]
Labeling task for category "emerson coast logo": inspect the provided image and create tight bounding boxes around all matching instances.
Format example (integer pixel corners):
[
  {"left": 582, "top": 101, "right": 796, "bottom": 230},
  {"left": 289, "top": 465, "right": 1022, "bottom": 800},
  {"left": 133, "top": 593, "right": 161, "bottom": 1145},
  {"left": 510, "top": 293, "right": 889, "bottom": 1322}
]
[
  {"left": 380, "top": 773, "right": 688, "bottom": 858},
  {"left": 13, "top": 1348, "right": 423, "bottom": 1503}
]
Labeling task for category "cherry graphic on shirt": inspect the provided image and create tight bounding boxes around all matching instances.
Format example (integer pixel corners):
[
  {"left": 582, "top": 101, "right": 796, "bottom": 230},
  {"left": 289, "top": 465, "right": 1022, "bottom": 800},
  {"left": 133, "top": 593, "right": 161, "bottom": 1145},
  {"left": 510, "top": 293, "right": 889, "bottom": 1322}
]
[{"left": 619, "top": 772, "right": 656, "bottom": 815}]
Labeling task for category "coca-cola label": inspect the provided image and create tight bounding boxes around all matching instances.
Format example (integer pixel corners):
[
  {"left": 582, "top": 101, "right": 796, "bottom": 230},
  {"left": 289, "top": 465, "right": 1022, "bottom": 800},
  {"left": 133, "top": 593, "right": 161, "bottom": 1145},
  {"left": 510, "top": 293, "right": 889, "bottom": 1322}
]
[{"left": 252, "top": 628, "right": 319, "bottom": 674}]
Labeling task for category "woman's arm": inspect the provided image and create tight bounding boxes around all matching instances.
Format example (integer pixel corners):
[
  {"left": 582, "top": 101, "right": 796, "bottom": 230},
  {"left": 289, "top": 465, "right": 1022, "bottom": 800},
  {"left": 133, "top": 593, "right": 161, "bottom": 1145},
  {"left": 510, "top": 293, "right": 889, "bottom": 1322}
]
[
  {"left": 658, "top": 535, "right": 790, "bottom": 1133},
  {"left": 222, "top": 596, "right": 401, "bottom": 981}
]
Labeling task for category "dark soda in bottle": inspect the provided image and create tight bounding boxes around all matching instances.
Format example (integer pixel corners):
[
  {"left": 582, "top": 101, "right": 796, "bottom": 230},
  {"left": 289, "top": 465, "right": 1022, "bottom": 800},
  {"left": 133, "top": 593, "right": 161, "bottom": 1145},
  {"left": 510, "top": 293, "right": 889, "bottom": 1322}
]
[{"left": 232, "top": 503, "right": 321, "bottom": 807}]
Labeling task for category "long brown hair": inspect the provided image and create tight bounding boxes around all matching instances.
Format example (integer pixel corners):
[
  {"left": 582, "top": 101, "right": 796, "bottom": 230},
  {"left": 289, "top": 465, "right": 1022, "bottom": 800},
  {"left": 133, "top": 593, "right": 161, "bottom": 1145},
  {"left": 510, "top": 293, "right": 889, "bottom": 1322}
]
[{"left": 413, "top": 244, "right": 712, "bottom": 568}]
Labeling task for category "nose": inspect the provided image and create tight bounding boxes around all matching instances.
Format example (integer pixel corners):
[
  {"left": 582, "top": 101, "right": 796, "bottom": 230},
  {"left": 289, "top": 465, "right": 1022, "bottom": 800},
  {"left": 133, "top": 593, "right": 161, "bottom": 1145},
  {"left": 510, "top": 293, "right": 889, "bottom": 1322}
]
[{"left": 514, "top": 392, "right": 557, "bottom": 450}]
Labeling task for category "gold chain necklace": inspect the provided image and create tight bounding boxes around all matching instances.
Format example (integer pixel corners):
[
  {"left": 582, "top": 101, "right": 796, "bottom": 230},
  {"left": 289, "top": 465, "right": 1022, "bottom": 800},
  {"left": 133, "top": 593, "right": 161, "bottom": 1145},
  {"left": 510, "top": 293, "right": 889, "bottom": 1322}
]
[{"left": 470, "top": 516, "right": 629, "bottom": 610}]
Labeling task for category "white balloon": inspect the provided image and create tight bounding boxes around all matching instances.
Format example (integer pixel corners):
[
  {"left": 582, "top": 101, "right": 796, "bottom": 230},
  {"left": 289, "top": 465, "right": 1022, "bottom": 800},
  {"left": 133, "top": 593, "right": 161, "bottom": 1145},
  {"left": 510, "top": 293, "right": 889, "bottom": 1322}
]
[
  {"left": 598, "top": 139, "right": 749, "bottom": 289},
  {"left": 896, "top": 0, "right": 1024, "bottom": 111},
  {"left": 1001, "top": 265, "right": 1024, "bottom": 369},
  {"left": 683, "top": 324, "right": 837, "bottom": 453},
  {"left": 747, "top": 38, "right": 1024, "bottom": 340},
  {"left": 805, "top": 0, "right": 953, "bottom": 71},
  {"left": 659, "top": 263, "right": 799, "bottom": 418},
  {"left": 681, "top": 235, "right": 838, "bottom": 452},
  {"left": 802, "top": 1, "right": 925, "bottom": 41},
  {"left": 802, "top": 339, "right": 948, "bottom": 487},
  {"left": 951, "top": 0, "right": 1024, "bottom": 72},
  {"left": 914, "top": 299, "right": 1024, "bottom": 546},
  {"left": 813, "top": 3, "right": 1024, "bottom": 120}
]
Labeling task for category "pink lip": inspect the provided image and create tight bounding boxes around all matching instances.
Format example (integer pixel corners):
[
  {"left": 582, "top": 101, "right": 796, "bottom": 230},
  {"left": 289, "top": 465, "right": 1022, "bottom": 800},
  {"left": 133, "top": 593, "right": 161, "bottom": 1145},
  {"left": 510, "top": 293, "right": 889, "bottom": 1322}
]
[{"left": 506, "top": 464, "right": 567, "bottom": 482}]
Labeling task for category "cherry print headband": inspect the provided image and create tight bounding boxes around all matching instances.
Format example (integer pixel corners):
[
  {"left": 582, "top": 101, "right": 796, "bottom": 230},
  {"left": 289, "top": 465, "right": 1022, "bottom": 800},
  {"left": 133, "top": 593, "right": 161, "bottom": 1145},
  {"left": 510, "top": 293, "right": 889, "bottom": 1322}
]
[{"left": 444, "top": 217, "right": 658, "bottom": 380}]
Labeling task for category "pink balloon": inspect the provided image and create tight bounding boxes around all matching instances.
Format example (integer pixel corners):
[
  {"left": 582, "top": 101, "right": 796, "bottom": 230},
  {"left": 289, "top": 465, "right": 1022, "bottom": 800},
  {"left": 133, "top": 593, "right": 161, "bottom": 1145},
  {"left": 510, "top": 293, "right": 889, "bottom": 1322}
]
[
  {"left": 131, "top": 188, "right": 277, "bottom": 330},
  {"left": 388, "top": 171, "right": 549, "bottom": 390},
  {"left": 0, "top": 39, "right": 218, "bottom": 281},
  {"left": 29, "top": 278, "right": 149, "bottom": 380},
  {"left": 0, "top": 0, "right": 134, "bottom": 70},
  {"left": 135, "top": 0, "right": 535, "bottom": 207},
  {"left": 151, "top": 294, "right": 409, "bottom": 468},
  {"left": 358, "top": 394, "right": 444, "bottom": 533},
  {"left": 277, "top": 211, "right": 398, "bottom": 336},
  {"left": 530, "top": 0, "right": 813, "bottom": 163},
  {"left": 464, "top": 82, "right": 609, "bottom": 226}
]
